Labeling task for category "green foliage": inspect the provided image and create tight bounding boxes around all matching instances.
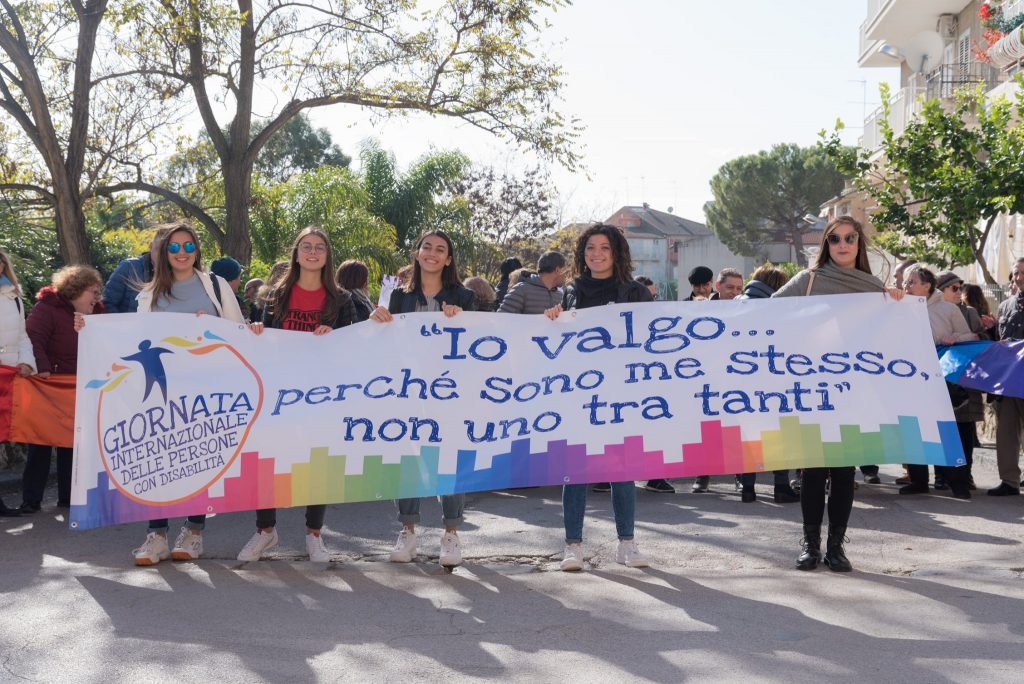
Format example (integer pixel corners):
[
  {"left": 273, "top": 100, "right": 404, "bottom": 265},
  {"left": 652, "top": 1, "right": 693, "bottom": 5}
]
[
  {"left": 706, "top": 144, "right": 845, "bottom": 266},
  {"left": 821, "top": 78, "right": 1024, "bottom": 283},
  {"left": 255, "top": 115, "right": 350, "bottom": 183},
  {"left": 249, "top": 166, "right": 401, "bottom": 291},
  {"left": 361, "top": 140, "right": 471, "bottom": 249},
  {"left": 449, "top": 166, "right": 558, "bottom": 278},
  {"left": 0, "top": 208, "right": 59, "bottom": 303}
]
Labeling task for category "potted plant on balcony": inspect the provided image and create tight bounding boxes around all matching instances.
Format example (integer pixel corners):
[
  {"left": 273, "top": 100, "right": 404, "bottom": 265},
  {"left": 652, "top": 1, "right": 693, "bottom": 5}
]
[{"left": 979, "top": 2, "right": 1024, "bottom": 68}]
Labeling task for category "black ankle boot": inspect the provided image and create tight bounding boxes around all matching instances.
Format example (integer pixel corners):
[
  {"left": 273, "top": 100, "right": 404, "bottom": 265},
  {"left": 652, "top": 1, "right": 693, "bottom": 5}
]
[
  {"left": 823, "top": 525, "right": 853, "bottom": 572},
  {"left": 796, "top": 524, "right": 821, "bottom": 570}
]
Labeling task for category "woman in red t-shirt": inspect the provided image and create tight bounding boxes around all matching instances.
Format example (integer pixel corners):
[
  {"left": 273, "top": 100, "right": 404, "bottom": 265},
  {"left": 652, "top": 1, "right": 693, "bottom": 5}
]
[{"left": 239, "top": 226, "right": 356, "bottom": 563}]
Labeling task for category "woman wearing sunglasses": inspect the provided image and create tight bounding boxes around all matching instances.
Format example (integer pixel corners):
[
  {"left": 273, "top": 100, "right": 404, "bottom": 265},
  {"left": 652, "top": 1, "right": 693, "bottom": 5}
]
[
  {"left": 118, "top": 222, "right": 245, "bottom": 564},
  {"left": 238, "top": 226, "right": 356, "bottom": 563},
  {"left": 774, "top": 216, "right": 903, "bottom": 573}
]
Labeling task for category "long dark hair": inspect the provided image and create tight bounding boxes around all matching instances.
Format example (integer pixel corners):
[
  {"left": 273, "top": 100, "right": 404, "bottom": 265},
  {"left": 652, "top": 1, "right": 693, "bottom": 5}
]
[
  {"left": 402, "top": 229, "right": 462, "bottom": 293},
  {"left": 574, "top": 223, "right": 633, "bottom": 283},
  {"left": 144, "top": 222, "right": 204, "bottom": 306},
  {"left": 270, "top": 226, "right": 341, "bottom": 327},
  {"left": 812, "top": 216, "right": 871, "bottom": 274},
  {"left": 961, "top": 283, "right": 990, "bottom": 316}
]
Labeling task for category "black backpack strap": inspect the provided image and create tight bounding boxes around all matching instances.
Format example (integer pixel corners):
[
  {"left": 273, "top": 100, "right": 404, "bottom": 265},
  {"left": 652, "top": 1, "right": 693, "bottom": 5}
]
[{"left": 210, "top": 274, "right": 224, "bottom": 308}]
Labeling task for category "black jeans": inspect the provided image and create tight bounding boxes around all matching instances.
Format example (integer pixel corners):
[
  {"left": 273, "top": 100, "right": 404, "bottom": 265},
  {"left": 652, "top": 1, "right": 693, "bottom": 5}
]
[
  {"left": 22, "top": 444, "right": 72, "bottom": 506},
  {"left": 907, "top": 421, "right": 972, "bottom": 491},
  {"left": 800, "top": 466, "right": 854, "bottom": 529},
  {"left": 256, "top": 505, "right": 326, "bottom": 530},
  {"left": 738, "top": 470, "right": 790, "bottom": 490}
]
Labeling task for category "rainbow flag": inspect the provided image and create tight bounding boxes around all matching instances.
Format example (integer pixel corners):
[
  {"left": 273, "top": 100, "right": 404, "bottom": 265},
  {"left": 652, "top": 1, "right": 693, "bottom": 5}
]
[
  {"left": 938, "top": 340, "right": 1024, "bottom": 399},
  {"left": 0, "top": 365, "right": 75, "bottom": 447}
]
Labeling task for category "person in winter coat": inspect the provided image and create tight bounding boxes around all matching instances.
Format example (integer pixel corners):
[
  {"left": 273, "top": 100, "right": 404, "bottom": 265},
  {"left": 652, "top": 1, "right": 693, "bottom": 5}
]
[
  {"left": 773, "top": 216, "right": 904, "bottom": 573},
  {"left": 101, "top": 228, "right": 171, "bottom": 313},
  {"left": 0, "top": 249, "right": 35, "bottom": 516},
  {"left": 0, "top": 249, "right": 35, "bottom": 375},
  {"left": 544, "top": 223, "right": 653, "bottom": 572},
  {"left": 20, "top": 265, "right": 104, "bottom": 514},
  {"left": 369, "top": 229, "right": 476, "bottom": 568},
  {"left": 498, "top": 251, "right": 567, "bottom": 315},
  {"left": 239, "top": 227, "right": 357, "bottom": 563}
]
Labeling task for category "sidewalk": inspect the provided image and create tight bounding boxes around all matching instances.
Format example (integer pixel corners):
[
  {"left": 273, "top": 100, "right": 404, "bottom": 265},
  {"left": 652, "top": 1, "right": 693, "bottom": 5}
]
[{"left": 1, "top": 451, "right": 1022, "bottom": 682}]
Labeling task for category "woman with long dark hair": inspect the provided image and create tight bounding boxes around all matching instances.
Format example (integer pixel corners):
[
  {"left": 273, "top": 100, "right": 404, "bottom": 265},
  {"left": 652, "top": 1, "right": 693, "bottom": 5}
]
[
  {"left": 240, "top": 226, "right": 356, "bottom": 562},
  {"left": 369, "top": 230, "right": 475, "bottom": 568},
  {"left": 774, "top": 216, "right": 903, "bottom": 572},
  {"left": 544, "top": 223, "right": 653, "bottom": 572},
  {"left": 336, "top": 259, "right": 374, "bottom": 322}
]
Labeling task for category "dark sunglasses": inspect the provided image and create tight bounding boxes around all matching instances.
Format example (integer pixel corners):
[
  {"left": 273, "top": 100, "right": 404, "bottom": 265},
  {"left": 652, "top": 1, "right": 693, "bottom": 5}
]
[
  {"left": 827, "top": 233, "right": 858, "bottom": 246},
  {"left": 167, "top": 241, "right": 197, "bottom": 254},
  {"left": 946, "top": 284, "right": 962, "bottom": 292}
]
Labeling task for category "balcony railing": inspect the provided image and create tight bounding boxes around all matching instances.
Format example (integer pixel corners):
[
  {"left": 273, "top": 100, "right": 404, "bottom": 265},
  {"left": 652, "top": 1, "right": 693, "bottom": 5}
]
[
  {"left": 860, "top": 84, "right": 924, "bottom": 151},
  {"left": 924, "top": 62, "right": 1003, "bottom": 99},
  {"left": 1005, "top": 0, "right": 1024, "bottom": 22}
]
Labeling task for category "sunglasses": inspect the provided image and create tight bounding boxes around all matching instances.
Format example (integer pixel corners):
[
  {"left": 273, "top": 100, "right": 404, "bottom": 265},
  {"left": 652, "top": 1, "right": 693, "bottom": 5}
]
[
  {"left": 946, "top": 284, "right": 961, "bottom": 292},
  {"left": 827, "top": 233, "right": 859, "bottom": 246},
  {"left": 167, "top": 241, "right": 197, "bottom": 254}
]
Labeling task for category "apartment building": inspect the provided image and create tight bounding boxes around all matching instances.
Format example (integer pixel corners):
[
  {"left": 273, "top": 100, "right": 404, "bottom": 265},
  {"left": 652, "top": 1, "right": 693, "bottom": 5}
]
[{"left": 830, "top": 0, "right": 1024, "bottom": 285}]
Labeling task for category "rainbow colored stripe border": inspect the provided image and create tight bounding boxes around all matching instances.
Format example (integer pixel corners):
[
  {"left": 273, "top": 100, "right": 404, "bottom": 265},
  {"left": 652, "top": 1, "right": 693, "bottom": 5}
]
[{"left": 70, "top": 415, "right": 964, "bottom": 529}]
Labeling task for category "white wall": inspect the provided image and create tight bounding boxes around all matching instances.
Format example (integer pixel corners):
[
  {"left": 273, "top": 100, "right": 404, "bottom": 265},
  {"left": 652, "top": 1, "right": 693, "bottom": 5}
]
[{"left": 675, "top": 236, "right": 758, "bottom": 299}]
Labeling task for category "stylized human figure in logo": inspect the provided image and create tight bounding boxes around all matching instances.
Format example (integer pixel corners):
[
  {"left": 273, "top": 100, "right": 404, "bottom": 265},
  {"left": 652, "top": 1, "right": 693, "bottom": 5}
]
[{"left": 121, "top": 340, "right": 174, "bottom": 402}]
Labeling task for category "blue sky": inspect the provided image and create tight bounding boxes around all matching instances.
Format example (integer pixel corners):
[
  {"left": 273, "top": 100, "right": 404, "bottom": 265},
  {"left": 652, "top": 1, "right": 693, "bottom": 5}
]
[{"left": 310, "top": 1, "right": 899, "bottom": 225}]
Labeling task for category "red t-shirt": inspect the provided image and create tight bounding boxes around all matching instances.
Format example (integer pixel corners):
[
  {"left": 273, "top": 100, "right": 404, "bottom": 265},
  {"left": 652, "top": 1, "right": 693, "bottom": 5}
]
[{"left": 281, "top": 285, "right": 326, "bottom": 332}]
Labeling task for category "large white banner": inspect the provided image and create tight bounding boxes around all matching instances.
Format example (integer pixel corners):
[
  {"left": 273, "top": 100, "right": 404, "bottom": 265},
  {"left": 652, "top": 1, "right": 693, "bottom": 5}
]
[{"left": 71, "top": 294, "right": 963, "bottom": 529}]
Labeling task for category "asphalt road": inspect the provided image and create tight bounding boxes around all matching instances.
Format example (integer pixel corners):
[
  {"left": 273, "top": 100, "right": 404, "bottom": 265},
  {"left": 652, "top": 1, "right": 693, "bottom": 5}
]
[{"left": 1, "top": 451, "right": 1022, "bottom": 683}]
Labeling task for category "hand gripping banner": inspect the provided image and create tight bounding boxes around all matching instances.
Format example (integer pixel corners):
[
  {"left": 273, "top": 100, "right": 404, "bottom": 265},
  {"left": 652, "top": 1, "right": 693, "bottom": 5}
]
[{"left": 70, "top": 294, "right": 964, "bottom": 529}]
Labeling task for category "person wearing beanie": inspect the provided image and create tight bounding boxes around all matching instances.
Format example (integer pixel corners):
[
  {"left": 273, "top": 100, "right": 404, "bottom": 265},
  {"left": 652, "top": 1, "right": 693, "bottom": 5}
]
[
  {"left": 211, "top": 257, "right": 246, "bottom": 318},
  {"left": 685, "top": 265, "right": 713, "bottom": 300},
  {"left": 211, "top": 257, "right": 242, "bottom": 291}
]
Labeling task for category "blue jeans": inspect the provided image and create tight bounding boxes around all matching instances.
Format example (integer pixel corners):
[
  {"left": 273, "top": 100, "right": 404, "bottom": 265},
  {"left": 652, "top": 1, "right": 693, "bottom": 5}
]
[
  {"left": 148, "top": 516, "right": 205, "bottom": 533},
  {"left": 563, "top": 482, "right": 635, "bottom": 543},
  {"left": 397, "top": 495, "right": 464, "bottom": 528}
]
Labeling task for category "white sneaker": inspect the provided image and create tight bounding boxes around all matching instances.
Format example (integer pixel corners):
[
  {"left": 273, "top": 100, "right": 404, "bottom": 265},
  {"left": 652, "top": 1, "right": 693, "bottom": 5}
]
[
  {"left": 439, "top": 530, "right": 462, "bottom": 567},
  {"left": 133, "top": 532, "right": 170, "bottom": 566},
  {"left": 390, "top": 528, "right": 417, "bottom": 563},
  {"left": 171, "top": 527, "right": 203, "bottom": 561},
  {"left": 616, "top": 539, "right": 649, "bottom": 568},
  {"left": 560, "top": 542, "right": 584, "bottom": 572},
  {"left": 306, "top": 532, "right": 330, "bottom": 562},
  {"left": 237, "top": 528, "right": 279, "bottom": 561}
]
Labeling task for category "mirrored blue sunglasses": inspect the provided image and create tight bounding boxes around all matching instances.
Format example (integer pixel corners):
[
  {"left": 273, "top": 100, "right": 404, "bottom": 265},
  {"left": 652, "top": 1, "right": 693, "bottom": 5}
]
[{"left": 167, "top": 241, "right": 197, "bottom": 254}]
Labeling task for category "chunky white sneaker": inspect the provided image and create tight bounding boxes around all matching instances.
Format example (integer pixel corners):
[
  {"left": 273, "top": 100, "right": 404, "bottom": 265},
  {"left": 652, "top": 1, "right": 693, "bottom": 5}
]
[
  {"left": 171, "top": 527, "right": 203, "bottom": 561},
  {"left": 237, "top": 528, "right": 279, "bottom": 561},
  {"left": 439, "top": 530, "right": 462, "bottom": 567},
  {"left": 389, "top": 528, "right": 416, "bottom": 563},
  {"left": 560, "top": 542, "right": 584, "bottom": 572},
  {"left": 616, "top": 539, "right": 649, "bottom": 568},
  {"left": 306, "top": 532, "right": 330, "bottom": 562},
  {"left": 133, "top": 532, "right": 170, "bottom": 566}
]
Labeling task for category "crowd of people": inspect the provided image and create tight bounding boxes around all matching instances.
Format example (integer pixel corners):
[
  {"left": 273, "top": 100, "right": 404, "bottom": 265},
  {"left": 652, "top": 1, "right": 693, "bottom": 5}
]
[{"left": 1, "top": 215, "right": 1022, "bottom": 574}]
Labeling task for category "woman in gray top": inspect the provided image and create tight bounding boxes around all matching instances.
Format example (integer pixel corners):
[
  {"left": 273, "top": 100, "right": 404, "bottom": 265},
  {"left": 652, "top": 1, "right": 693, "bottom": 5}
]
[{"left": 774, "top": 216, "right": 903, "bottom": 573}]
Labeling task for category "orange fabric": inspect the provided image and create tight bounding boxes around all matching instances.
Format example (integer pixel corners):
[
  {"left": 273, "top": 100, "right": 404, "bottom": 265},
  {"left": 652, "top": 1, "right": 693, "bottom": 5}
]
[{"left": 0, "top": 365, "right": 76, "bottom": 447}]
